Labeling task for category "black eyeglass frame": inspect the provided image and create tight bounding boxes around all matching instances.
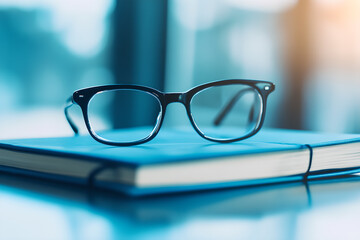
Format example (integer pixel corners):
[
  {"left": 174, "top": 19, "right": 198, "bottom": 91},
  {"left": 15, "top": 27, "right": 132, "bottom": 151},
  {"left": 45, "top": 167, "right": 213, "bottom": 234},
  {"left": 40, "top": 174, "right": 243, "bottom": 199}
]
[{"left": 65, "top": 79, "right": 275, "bottom": 146}]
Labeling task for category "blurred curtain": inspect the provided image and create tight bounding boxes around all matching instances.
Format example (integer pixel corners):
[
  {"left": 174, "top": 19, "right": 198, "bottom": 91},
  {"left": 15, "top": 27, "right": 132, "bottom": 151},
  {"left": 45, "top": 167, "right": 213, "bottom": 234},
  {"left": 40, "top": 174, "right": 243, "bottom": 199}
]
[
  {"left": 280, "top": 0, "right": 311, "bottom": 130},
  {"left": 111, "top": 0, "right": 168, "bottom": 128}
]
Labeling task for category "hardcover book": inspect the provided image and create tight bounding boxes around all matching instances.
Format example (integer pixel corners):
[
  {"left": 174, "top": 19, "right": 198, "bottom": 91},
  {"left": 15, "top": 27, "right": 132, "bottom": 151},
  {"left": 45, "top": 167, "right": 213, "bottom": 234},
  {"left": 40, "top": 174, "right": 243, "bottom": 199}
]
[{"left": 0, "top": 128, "right": 359, "bottom": 195}]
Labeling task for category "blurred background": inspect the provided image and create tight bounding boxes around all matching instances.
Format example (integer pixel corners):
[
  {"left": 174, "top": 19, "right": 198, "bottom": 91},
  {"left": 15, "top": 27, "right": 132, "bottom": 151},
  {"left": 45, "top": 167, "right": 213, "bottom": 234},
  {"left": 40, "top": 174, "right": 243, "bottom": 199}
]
[{"left": 0, "top": 0, "right": 359, "bottom": 139}]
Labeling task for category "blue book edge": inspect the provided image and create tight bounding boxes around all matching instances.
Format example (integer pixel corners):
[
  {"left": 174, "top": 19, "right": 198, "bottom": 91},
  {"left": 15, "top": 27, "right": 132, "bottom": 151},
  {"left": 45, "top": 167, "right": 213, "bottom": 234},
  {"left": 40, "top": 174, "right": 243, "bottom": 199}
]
[{"left": 0, "top": 128, "right": 360, "bottom": 196}]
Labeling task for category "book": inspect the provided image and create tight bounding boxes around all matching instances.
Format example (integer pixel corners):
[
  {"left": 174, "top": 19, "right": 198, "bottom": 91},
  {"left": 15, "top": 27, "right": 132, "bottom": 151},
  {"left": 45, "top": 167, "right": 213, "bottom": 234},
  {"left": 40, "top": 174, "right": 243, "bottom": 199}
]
[{"left": 0, "top": 128, "right": 359, "bottom": 196}]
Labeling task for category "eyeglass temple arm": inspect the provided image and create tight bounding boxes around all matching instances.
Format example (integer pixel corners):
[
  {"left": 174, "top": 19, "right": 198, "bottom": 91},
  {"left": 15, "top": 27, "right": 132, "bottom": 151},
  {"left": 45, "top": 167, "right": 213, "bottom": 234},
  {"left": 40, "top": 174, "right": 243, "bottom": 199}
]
[
  {"left": 64, "top": 97, "right": 79, "bottom": 135},
  {"left": 213, "top": 87, "right": 255, "bottom": 126}
]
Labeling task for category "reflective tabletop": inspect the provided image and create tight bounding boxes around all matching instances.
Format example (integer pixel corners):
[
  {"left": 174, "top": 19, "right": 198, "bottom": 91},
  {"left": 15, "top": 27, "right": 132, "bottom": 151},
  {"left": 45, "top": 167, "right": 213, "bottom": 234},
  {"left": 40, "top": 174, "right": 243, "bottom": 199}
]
[{"left": 0, "top": 173, "right": 360, "bottom": 240}]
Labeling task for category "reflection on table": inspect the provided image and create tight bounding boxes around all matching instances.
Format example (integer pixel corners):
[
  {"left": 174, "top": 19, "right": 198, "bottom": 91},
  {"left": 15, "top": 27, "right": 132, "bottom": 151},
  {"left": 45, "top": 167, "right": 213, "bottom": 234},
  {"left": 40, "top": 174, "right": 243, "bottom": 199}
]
[{"left": 0, "top": 173, "right": 360, "bottom": 240}]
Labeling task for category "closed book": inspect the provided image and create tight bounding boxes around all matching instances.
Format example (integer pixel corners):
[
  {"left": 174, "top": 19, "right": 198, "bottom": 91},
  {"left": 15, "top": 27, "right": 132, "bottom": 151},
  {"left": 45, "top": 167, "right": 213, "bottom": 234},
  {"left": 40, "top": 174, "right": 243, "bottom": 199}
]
[{"left": 0, "top": 128, "right": 359, "bottom": 195}]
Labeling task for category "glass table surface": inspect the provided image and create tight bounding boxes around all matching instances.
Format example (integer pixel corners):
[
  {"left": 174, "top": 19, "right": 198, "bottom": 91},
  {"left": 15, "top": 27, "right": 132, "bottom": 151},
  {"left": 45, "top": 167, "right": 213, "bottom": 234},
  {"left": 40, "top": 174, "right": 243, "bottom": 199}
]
[{"left": 0, "top": 172, "right": 359, "bottom": 240}]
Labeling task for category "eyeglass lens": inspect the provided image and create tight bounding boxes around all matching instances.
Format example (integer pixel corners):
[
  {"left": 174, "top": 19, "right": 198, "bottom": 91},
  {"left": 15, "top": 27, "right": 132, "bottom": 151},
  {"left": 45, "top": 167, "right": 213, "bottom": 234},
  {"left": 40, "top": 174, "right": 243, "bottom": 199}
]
[
  {"left": 87, "top": 89, "right": 162, "bottom": 144},
  {"left": 190, "top": 84, "right": 263, "bottom": 141}
]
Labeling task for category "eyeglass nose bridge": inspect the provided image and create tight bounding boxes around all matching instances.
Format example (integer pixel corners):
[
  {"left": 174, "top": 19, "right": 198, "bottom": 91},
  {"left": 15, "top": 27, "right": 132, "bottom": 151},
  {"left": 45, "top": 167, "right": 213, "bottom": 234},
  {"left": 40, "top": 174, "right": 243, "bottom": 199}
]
[{"left": 163, "top": 93, "right": 187, "bottom": 106}]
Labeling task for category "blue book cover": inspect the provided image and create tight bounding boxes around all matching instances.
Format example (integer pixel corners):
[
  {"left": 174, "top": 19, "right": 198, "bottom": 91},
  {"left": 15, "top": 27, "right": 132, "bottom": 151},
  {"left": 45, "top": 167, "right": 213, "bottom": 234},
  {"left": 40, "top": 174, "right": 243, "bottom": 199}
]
[{"left": 0, "top": 128, "right": 359, "bottom": 196}]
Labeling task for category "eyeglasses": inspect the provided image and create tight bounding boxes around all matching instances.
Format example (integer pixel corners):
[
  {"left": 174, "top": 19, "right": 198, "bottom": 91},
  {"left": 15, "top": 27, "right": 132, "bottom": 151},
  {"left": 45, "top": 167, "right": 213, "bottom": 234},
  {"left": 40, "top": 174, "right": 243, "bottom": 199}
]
[{"left": 64, "top": 79, "right": 275, "bottom": 146}]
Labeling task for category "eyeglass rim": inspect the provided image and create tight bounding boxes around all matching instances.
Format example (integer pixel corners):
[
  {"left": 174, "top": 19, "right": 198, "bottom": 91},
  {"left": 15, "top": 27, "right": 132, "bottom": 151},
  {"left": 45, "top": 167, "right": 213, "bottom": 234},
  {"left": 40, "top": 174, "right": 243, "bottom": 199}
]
[
  {"left": 68, "top": 79, "right": 275, "bottom": 146},
  {"left": 73, "top": 87, "right": 164, "bottom": 146}
]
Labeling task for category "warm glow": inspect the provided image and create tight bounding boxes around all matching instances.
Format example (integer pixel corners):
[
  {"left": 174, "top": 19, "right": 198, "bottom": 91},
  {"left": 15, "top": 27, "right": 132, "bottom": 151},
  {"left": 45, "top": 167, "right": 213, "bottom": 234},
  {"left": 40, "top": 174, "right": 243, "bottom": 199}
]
[{"left": 311, "top": 0, "right": 360, "bottom": 70}]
